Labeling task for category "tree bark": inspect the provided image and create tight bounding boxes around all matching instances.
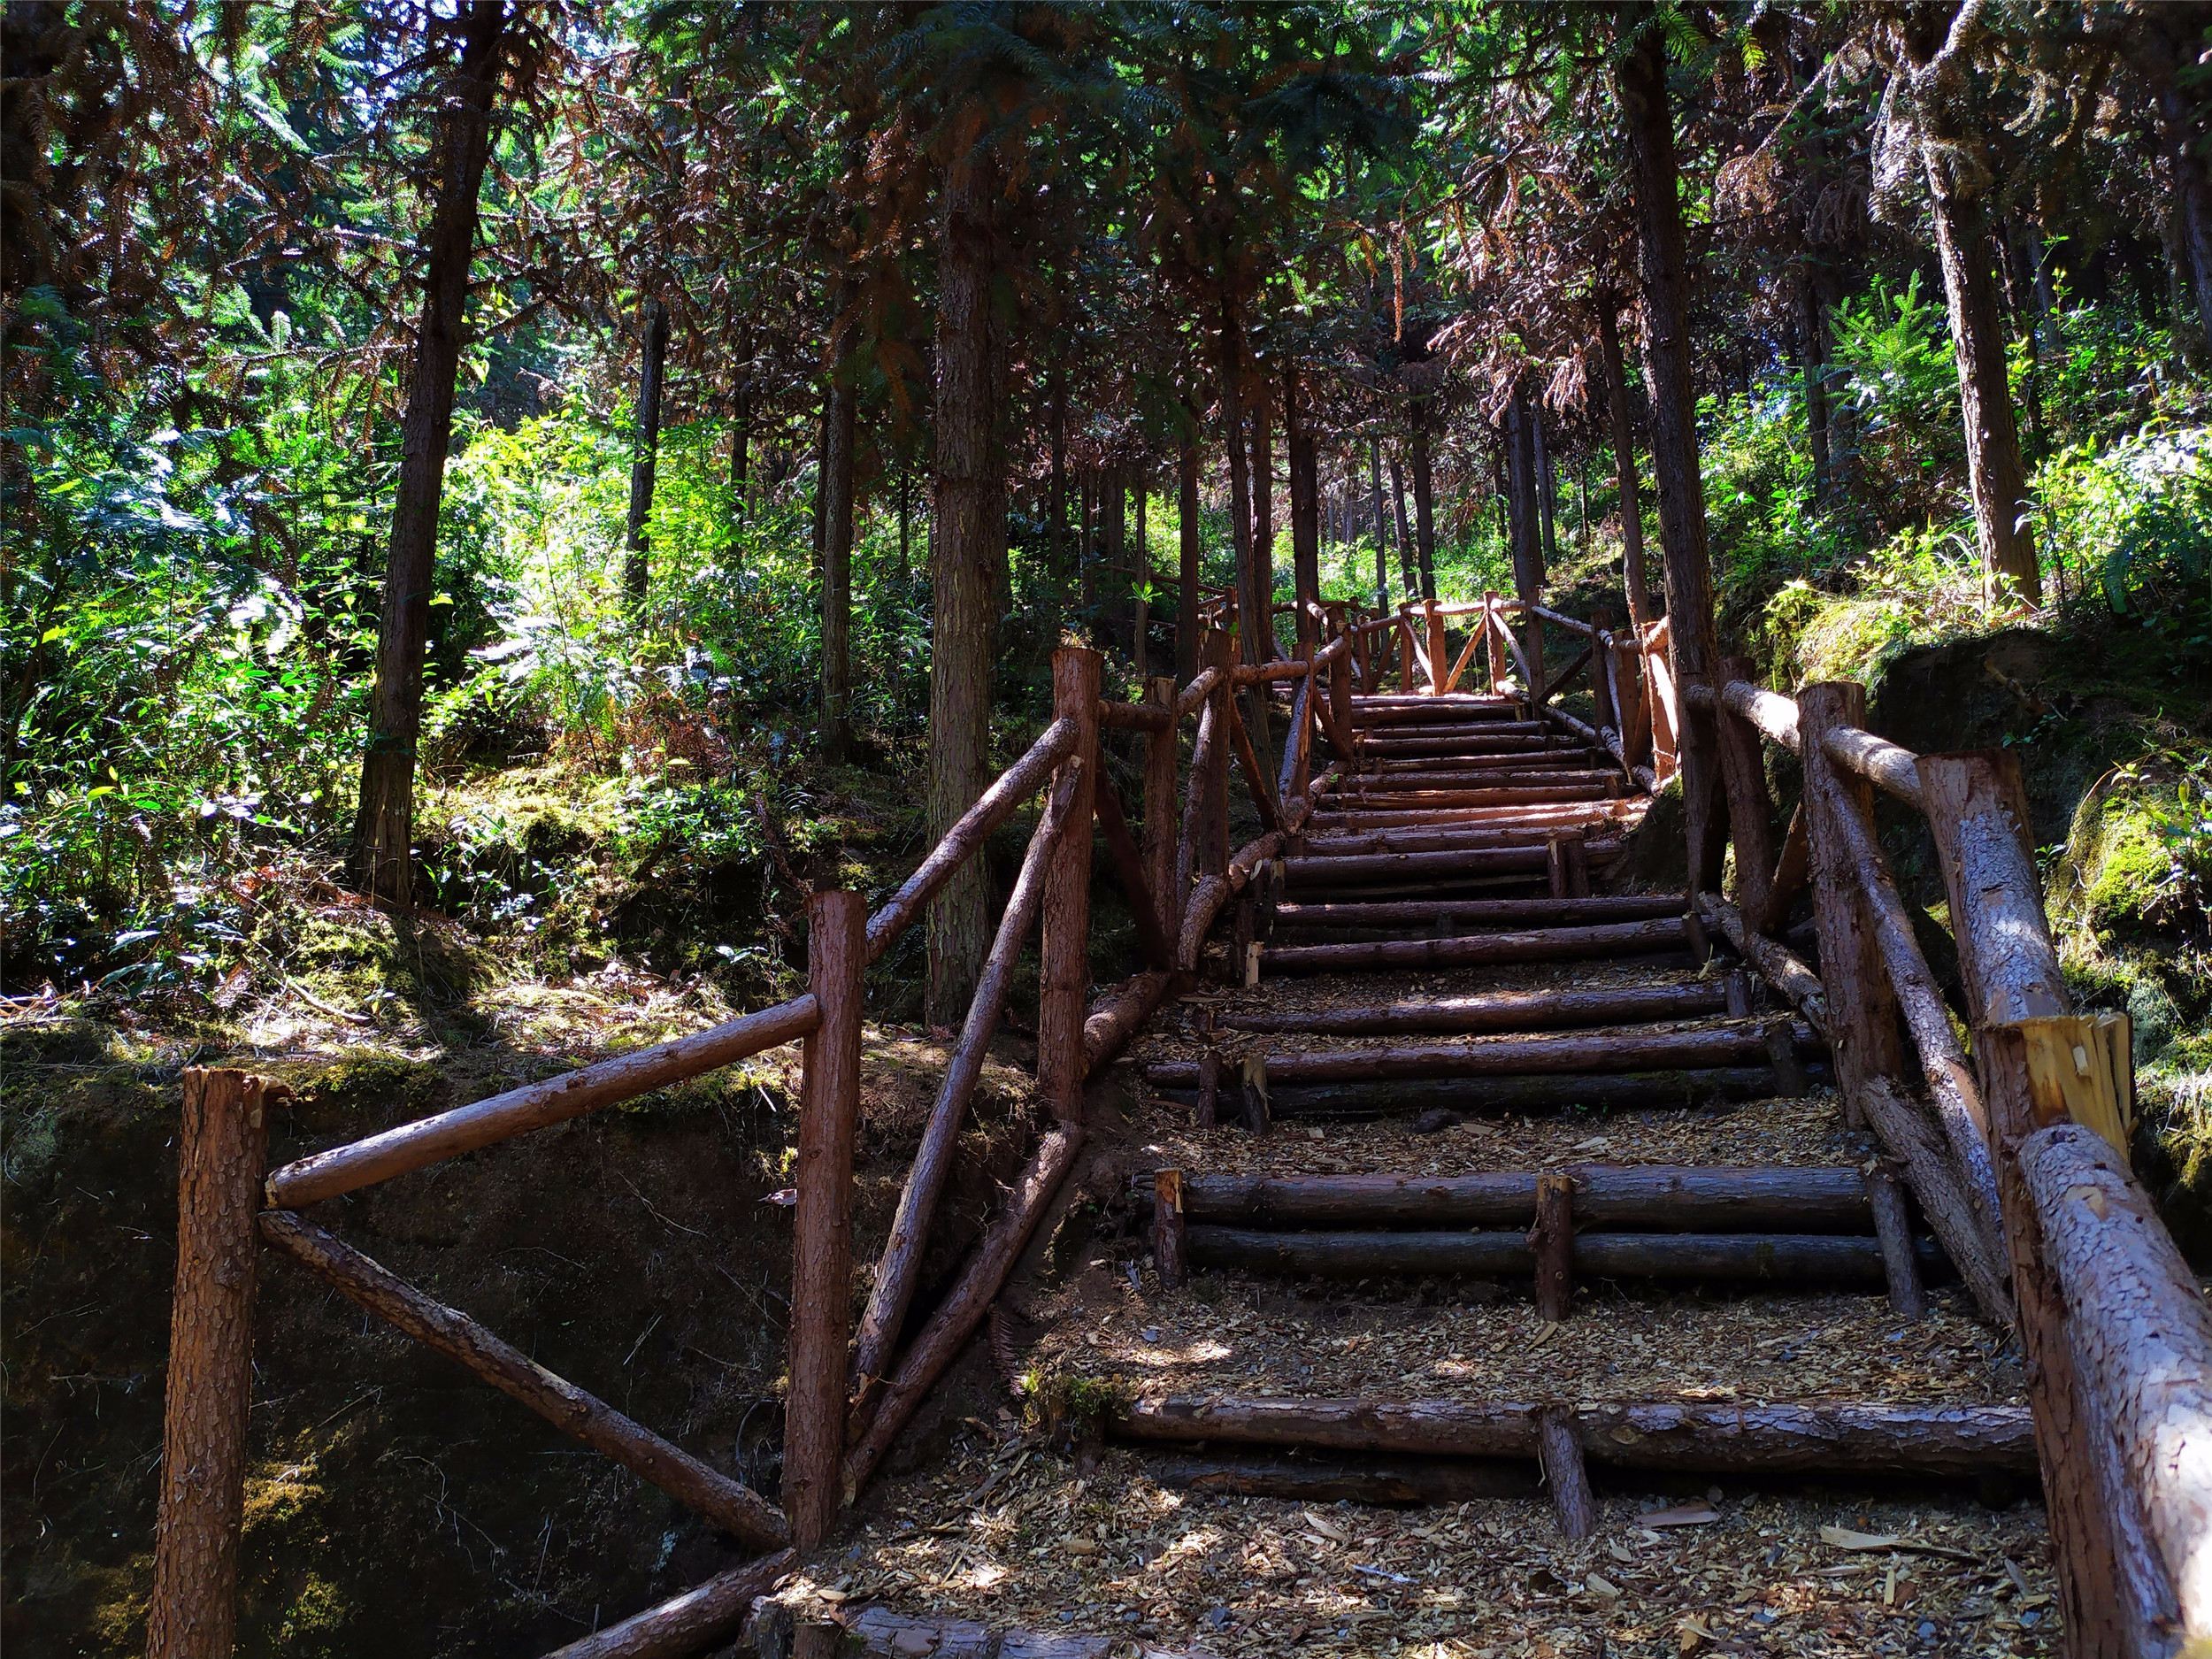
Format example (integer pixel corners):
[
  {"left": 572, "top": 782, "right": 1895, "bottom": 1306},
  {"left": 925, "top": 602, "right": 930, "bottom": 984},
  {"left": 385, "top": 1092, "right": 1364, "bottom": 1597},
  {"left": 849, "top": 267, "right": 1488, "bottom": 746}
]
[
  {"left": 537, "top": 1552, "right": 795, "bottom": 1659},
  {"left": 926, "top": 136, "right": 1007, "bottom": 1025},
  {"left": 1286, "top": 364, "right": 1321, "bottom": 657},
  {"left": 1048, "top": 361, "right": 1069, "bottom": 603},
  {"left": 1038, "top": 649, "right": 1101, "bottom": 1125},
  {"left": 1389, "top": 452, "right": 1417, "bottom": 600},
  {"left": 1216, "top": 303, "right": 1276, "bottom": 786},
  {"left": 1176, "top": 439, "right": 1202, "bottom": 683},
  {"left": 625, "top": 297, "right": 669, "bottom": 607},
  {"left": 1409, "top": 400, "right": 1439, "bottom": 600},
  {"left": 1793, "top": 268, "right": 1836, "bottom": 510},
  {"left": 819, "top": 327, "right": 857, "bottom": 762},
  {"left": 146, "top": 1071, "right": 271, "bottom": 1659},
  {"left": 1594, "top": 295, "right": 1652, "bottom": 627},
  {"left": 1617, "top": 20, "right": 1726, "bottom": 892},
  {"left": 786, "top": 892, "right": 865, "bottom": 1550},
  {"left": 1368, "top": 439, "right": 1388, "bottom": 612},
  {"left": 349, "top": 0, "right": 510, "bottom": 907},
  {"left": 1504, "top": 380, "right": 1547, "bottom": 688}
]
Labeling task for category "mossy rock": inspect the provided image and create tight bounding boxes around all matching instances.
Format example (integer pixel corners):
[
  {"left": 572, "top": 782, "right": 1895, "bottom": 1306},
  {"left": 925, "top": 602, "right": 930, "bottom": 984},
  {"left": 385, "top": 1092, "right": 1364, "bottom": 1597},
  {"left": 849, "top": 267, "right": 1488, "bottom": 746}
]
[{"left": 2055, "top": 770, "right": 2194, "bottom": 938}]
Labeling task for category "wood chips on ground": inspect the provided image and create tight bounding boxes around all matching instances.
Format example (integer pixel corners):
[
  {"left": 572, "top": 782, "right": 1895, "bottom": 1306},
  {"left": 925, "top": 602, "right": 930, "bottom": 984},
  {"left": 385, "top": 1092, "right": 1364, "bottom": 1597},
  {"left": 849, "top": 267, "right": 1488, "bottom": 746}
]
[{"left": 819, "top": 1430, "right": 2057, "bottom": 1657}]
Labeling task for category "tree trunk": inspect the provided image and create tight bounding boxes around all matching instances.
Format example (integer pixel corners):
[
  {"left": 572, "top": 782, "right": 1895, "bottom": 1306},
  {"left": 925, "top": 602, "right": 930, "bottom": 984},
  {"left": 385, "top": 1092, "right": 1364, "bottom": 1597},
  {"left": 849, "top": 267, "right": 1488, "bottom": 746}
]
[
  {"left": 1532, "top": 403, "right": 1557, "bottom": 570},
  {"left": 145, "top": 1071, "right": 271, "bottom": 1659},
  {"left": 1409, "top": 402, "right": 1438, "bottom": 600},
  {"left": 1286, "top": 364, "right": 1321, "bottom": 657},
  {"left": 1897, "top": 27, "right": 2043, "bottom": 604},
  {"left": 349, "top": 0, "right": 510, "bottom": 909},
  {"left": 624, "top": 296, "right": 669, "bottom": 607},
  {"left": 896, "top": 465, "right": 910, "bottom": 583},
  {"left": 1102, "top": 464, "right": 1125, "bottom": 652},
  {"left": 1048, "top": 362, "right": 1069, "bottom": 605},
  {"left": 729, "top": 327, "right": 752, "bottom": 517},
  {"left": 1505, "top": 380, "right": 1546, "bottom": 690},
  {"left": 1216, "top": 301, "right": 1276, "bottom": 787},
  {"left": 1617, "top": 21, "right": 1726, "bottom": 891},
  {"left": 819, "top": 324, "right": 857, "bottom": 762},
  {"left": 1177, "top": 438, "right": 1201, "bottom": 683},
  {"left": 1369, "top": 439, "right": 1388, "bottom": 612},
  {"left": 925, "top": 137, "right": 1006, "bottom": 1025},
  {"left": 1794, "top": 269, "right": 1835, "bottom": 510},
  {"left": 1250, "top": 366, "right": 1275, "bottom": 651},
  {"left": 1389, "top": 453, "right": 1416, "bottom": 600}
]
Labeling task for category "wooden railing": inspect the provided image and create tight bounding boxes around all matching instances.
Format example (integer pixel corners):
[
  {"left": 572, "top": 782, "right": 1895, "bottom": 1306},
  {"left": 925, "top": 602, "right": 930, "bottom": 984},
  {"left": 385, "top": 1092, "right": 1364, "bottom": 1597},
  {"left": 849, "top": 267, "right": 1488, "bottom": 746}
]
[
  {"left": 145, "top": 618, "right": 1364, "bottom": 1657},
  {"left": 1511, "top": 595, "right": 2208, "bottom": 1659}
]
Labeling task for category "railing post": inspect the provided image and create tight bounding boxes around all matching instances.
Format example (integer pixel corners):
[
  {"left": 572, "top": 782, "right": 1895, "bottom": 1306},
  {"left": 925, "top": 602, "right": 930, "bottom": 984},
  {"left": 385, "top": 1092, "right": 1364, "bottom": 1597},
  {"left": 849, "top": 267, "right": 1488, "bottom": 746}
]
[
  {"left": 786, "top": 888, "right": 865, "bottom": 1551},
  {"left": 1039, "top": 645, "right": 1102, "bottom": 1125},
  {"left": 1610, "top": 634, "right": 1650, "bottom": 768},
  {"left": 1142, "top": 674, "right": 1179, "bottom": 945},
  {"left": 1203, "top": 628, "right": 1234, "bottom": 876},
  {"left": 1322, "top": 601, "right": 1355, "bottom": 764},
  {"left": 1796, "top": 683, "right": 1906, "bottom": 1131},
  {"left": 1422, "top": 596, "right": 1446, "bottom": 695},
  {"left": 147, "top": 1069, "right": 273, "bottom": 1659},
  {"left": 1482, "top": 590, "right": 1507, "bottom": 695},
  {"left": 1715, "top": 654, "right": 1779, "bottom": 930},
  {"left": 1590, "top": 607, "right": 1618, "bottom": 735}
]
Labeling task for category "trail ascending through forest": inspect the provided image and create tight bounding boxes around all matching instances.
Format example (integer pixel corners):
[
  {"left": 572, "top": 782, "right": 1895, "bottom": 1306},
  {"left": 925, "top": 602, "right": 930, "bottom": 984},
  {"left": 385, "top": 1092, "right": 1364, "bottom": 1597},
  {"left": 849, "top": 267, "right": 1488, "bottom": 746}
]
[{"left": 807, "top": 689, "right": 2056, "bottom": 1657}]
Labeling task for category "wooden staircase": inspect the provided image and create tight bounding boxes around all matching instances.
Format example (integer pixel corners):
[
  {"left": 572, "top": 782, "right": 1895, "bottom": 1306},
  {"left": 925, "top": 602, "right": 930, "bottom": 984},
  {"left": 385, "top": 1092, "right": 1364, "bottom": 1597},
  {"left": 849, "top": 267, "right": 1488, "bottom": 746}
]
[{"left": 1071, "top": 685, "right": 2032, "bottom": 1533}]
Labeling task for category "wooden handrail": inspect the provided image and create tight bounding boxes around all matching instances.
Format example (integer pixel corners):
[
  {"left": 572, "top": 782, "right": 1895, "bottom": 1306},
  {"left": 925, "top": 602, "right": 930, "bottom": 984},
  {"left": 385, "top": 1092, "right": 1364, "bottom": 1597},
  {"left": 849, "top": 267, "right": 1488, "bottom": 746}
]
[
  {"left": 1824, "top": 725, "right": 1925, "bottom": 810},
  {"left": 866, "top": 717, "right": 1079, "bottom": 958},
  {"left": 265, "top": 994, "right": 822, "bottom": 1209},
  {"left": 1174, "top": 666, "right": 1223, "bottom": 718},
  {"left": 1101, "top": 698, "right": 1172, "bottom": 732}
]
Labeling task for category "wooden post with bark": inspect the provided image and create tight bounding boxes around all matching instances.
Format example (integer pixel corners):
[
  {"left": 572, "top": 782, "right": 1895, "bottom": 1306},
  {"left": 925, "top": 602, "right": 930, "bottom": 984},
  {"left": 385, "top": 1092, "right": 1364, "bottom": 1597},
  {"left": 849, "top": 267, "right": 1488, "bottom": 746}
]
[
  {"left": 1143, "top": 675, "right": 1180, "bottom": 943},
  {"left": 1796, "top": 683, "right": 1905, "bottom": 1130},
  {"left": 785, "top": 890, "right": 866, "bottom": 1550},
  {"left": 146, "top": 1070, "right": 274, "bottom": 1659},
  {"left": 1531, "top": 1174, "right": 1574, "bottom": 1323},
  {"left": 1039, "top": 647, "right": 1102, "bottom": 1126},
  {"left": 1154, "top": 1170, "right": 1187, "bottom": 1291}
]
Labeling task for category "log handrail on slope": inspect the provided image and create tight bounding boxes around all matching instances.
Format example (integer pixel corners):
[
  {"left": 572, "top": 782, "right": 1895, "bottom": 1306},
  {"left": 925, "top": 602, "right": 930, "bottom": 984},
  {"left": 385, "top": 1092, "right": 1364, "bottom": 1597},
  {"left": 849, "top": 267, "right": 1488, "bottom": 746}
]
[{"left": 1525, "top": 599, "right": 2208, "bottom": 1654}]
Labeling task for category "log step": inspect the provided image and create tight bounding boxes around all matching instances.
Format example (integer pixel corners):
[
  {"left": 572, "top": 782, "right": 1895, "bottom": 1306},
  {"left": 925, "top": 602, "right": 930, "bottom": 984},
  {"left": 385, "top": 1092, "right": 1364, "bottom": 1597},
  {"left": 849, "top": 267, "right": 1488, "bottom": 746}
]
[
  {"left": 1371, "top": 757, "right": 1601, "bottom": 779},
  {"left": 1356, "top": 733, "right": 1568, "bottom": 756},
  {"left": 1351, "top": 695, "right": 1524, "bottom": 722},
  {"left": 1278, "top": 846, "right": 1626, "bottom": 895},
  {"left": 1303, "top": 804, "right": 1637, "bottom": 833},
  {"left": 1183, "top": 1225, "right": 1940, "bottom": 1286},
  {"left": 1153, "top": 1063, "right": 1827, "bottom": 1118},
  {"left": 1133, "top": 1164, "right": 1873, "bottom": 1230},
  {"left": 1110, "top": 1395, "right": 2037, "bottom": 1476},
  {"left": 1144, "top": 1020, "right": 1820, "bottom": 1087},
  {"left": 1269, "top": 894, "right": 1684, "bottom": 928},
  {"left": 1259, "top": 915, "right": 1678, "bottom": 969},
  {"left": 1218, "top": 979, "right": 1724, "bottom": 1035},
  {"left": 1342, "top": 768, "right": 1624, "bottom": 793},
  {"left": 1291, "top": 825, "right": 1624, "bottom": 858},
  {"left": 1148, "top": 1449, "right": 1536, "bottom": 1504},
  {"left": 1325, "top": 784, "right": 1619, "bottom": 810}
]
